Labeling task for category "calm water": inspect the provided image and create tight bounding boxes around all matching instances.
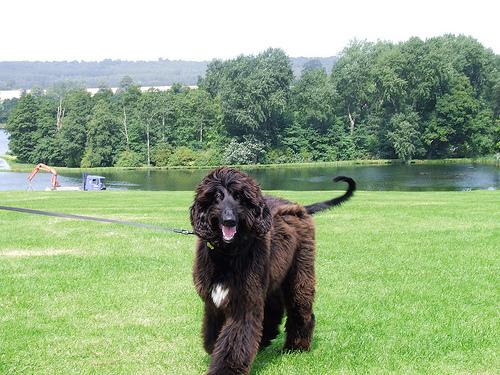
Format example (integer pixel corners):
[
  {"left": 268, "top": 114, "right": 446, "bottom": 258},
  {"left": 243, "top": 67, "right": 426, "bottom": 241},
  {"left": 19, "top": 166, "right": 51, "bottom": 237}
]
[
  {"left": 1, "top": 164, "right": 498, "bottom": 192},
  {"left": 0, "top": 129, "right": 498, "bottom": 191},
  {"left": 0, "top": 129, "right": 10, "bottom": 170},
  {"left": 0, "top": 129, "right": 8, "bottom": 155}
]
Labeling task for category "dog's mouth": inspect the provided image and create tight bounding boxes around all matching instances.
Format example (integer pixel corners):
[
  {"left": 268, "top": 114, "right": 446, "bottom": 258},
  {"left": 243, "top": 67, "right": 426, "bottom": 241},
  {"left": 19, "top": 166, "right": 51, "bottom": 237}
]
[{"left": 220, "top": 224, "right": 237, "bottom": 243}]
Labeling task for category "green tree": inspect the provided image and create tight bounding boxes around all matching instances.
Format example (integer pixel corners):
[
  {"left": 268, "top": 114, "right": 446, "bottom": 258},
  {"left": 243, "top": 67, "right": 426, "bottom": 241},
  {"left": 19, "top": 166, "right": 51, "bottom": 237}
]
[
  {"left": 288, "top": 67, "right": 338, "bottom": 160},
  {"left": 32, "top": 95, "right": 62, "bottom": 165},
  {"left": 58, "top": 89, "right": 93, "bottom": 167},
  {"left": 114, "top": 76, "right": 142, "bottom": 151},
  {"left": 424, "top": 74, "right": 479, "bottom": 157},
  {"left": 154, "top": 90, "right": 177, "bottom": 144},
  {"left": 6, "top": 94, "right": 39, "bottom": 163},
  {"left": 465, "top": 106, "right": 495, "bottom": 156},
  {"left": 136, "top": 90, "right": 160, "bottom": 166},
  {"left": 202, "top": 48, "right": 293, "bottom": 146},
  {"left": 388, "top": 112, "right": 421, "bottom": 162},
  {"left": 0, "top": 98, "right": 19, "bottom": 124},
  {"left": 173, "top": 88, "right": 224, "bottom": 149},
  {"left": 82, "top": 99, "right": 122, "bottom": 167},
  {"left": 280, "top": 121, "right": 312, "bottom": 162},
  {"left": 331, "top": 40, "right": 375, "bottom": 137}
]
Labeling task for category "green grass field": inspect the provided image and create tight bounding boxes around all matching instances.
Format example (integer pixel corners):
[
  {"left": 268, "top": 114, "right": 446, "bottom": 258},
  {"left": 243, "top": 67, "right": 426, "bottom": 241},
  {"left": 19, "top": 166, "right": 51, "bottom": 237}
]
[{"left": 0, "top": 190, "right": 498, "bottom": 374}]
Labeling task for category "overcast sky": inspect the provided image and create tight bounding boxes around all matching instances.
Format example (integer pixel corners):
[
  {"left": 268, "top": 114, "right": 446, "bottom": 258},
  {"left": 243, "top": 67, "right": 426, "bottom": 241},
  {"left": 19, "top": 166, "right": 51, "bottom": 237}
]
[{"left": 2, "top": 0, "right": 499, "bottom": 61}]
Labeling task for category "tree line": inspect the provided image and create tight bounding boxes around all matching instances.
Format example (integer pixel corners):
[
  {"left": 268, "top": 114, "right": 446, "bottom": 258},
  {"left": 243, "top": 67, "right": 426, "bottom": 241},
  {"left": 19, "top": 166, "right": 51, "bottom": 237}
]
[
  {"left": 6, "top": 35, "right": 499, "bottom": 167},
  {"left": 0, "top": 57, "right": 337, "bottom": 90}
]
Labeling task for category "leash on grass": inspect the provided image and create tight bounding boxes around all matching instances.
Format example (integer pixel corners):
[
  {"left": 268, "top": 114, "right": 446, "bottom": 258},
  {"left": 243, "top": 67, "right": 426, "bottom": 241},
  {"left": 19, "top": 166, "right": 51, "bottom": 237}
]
[{"left": 0, "top": 205, "right": 196, "bottom": 236}]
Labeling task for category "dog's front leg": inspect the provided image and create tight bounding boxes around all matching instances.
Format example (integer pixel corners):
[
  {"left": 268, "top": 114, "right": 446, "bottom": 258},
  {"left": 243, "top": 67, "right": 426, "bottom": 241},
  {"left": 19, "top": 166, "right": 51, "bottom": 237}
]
[
  {"left": 207, "top": 305, "right": 264, "bottom": 375},
  {"left": 203, "top": 303, "right": 224, "bottom": 354}
]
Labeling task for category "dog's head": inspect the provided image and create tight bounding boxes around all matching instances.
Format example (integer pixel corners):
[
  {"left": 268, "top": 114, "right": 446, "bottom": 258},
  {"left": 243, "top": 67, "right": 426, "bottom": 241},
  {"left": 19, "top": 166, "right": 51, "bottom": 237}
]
[{"left": 190, "top": 167, "right": 271, "bottom": 245}]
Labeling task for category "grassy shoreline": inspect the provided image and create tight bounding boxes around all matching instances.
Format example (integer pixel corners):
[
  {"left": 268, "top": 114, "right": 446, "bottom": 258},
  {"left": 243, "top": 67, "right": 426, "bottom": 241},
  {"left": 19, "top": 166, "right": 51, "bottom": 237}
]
[
  {"left": 1, "top": 155, "right": 498, "bottom": 173},
  {"left": 0, "top": 190, "right": 499, "bottom": 374}
]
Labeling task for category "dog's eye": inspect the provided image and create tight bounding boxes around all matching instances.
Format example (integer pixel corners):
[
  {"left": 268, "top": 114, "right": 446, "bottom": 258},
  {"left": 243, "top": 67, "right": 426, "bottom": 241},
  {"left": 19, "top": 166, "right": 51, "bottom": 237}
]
[{"left": 215, "top": 191, "right": 223, "bottom": 200}]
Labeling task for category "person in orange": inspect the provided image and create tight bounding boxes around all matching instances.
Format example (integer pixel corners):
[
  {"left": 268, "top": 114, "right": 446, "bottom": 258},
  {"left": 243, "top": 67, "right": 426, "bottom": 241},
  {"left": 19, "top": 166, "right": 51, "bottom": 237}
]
[{"left": 28, "top": 163, "right": 61, "bottom": 189}]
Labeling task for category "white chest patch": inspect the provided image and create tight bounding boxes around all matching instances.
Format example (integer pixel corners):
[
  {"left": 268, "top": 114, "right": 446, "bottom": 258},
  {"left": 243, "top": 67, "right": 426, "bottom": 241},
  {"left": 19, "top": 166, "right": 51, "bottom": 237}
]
[{"left": 211, "top": 284, "right": 229, "bottom": 308}]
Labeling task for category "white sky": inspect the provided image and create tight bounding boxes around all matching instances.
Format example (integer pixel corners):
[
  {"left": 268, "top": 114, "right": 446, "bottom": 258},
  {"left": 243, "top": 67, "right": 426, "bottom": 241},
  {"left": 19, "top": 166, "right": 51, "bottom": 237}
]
[{"left": 2, "top": 0, "right": 499, "bottom": 61}]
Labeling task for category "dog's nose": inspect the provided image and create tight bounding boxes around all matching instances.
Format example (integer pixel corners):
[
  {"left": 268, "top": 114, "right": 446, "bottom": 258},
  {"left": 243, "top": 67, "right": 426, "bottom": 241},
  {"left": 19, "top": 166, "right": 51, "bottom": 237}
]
[
  {"left": 222, "top": 209, "right": 236, "bottom": 227},
  {"left": 223, "top": 219, "right": 236, "bottom": 227}
]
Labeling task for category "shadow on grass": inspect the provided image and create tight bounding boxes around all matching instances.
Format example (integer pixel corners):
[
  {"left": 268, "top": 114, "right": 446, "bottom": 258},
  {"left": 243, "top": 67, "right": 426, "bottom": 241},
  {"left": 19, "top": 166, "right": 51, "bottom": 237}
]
[
  {"left": 197, "top": 332, "right": 312, "bottom": 374},
  {"left": 251, "top": 332, "right": 320, "bottom": 374}
]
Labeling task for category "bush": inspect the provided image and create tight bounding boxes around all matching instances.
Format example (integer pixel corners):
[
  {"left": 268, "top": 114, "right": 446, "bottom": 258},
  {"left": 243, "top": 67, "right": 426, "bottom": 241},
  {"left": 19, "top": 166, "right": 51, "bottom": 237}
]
[
  {"left": 151, "top": 143, "right": 173, "bottom": 167},
  {"left": 114, "top": 150, "right": 143, "bottom": 167},
  {"left": 152, "top": 144, "right": 223, "bottom": 167},
  {"left": 222, "top": 138, "right": 266, "bottom": 165},
  {"left": 169, "top": 146, "right": 197, "bottom": 166},
  {"left": 266, "top": 148, "right": 311, "bottom": 164},
  {"left": 193, "top": 148, "right": 223, "bottom": 166}
]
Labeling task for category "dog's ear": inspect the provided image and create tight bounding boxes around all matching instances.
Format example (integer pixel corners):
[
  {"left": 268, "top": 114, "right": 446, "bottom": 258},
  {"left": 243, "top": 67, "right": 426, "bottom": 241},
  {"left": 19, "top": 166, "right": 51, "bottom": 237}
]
[
  {"left": 253, "top": 201, "right": 271, "bottom": 237},
  {"left": 190, "top": 201, "right": 213, "bottom": 240}
]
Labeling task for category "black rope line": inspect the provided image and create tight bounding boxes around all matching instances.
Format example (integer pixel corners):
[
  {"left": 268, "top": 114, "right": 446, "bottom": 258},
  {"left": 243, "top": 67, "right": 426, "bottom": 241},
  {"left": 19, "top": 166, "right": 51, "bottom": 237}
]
[{"left": 0, "top": 205, "right": 195, "bottom": 235}]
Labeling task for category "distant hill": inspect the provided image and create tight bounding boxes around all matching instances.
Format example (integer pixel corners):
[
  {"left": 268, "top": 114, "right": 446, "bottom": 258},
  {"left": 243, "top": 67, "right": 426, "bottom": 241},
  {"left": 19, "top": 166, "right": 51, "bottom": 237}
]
[{"left": 0, "top": 57, "right": 337, "bottom": 90}]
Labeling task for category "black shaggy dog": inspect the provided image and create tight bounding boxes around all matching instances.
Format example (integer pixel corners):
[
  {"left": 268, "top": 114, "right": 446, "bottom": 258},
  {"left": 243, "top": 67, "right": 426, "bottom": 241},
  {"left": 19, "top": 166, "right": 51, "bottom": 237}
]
[{"left": 190, "top": 167, "right": 355, "bottom": 374}]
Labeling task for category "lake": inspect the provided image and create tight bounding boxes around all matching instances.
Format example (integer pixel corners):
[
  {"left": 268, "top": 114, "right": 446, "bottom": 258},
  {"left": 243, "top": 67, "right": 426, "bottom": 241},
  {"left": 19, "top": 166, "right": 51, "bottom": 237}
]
[
  {"left": 1, "top": 163, "right": 498, "bottom": 192},
  {"left": 0, "top": 129, "right": 498, "bottom": 191},
  {"left": 0, "top": 128, "right": 10, "bottom": 170},
  {"left": 0, "top": 128, "right": 8, "bottom": 155}
]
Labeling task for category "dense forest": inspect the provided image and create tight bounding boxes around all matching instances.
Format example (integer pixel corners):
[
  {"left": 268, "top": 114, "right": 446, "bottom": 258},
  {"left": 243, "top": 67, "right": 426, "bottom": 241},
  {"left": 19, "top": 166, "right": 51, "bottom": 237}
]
[
  {"left": 5, "top": 35, "right": 500, "bottom": 167},
  {"left": 0, "top": 57, "right": 337, "bottom": 89}
]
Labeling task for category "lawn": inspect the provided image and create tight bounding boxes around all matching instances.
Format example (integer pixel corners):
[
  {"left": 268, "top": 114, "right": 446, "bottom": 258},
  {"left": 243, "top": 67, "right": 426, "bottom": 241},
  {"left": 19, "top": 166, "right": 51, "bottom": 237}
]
[{"left": 0, "top": 190, "right": 498, "bottom": 374}]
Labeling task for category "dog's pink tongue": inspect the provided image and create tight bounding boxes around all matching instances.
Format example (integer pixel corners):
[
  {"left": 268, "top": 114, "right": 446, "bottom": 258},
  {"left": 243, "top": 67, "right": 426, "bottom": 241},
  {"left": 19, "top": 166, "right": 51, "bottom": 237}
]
[{"left": 222, "top": 225, "right": 237, "bottom": 240}]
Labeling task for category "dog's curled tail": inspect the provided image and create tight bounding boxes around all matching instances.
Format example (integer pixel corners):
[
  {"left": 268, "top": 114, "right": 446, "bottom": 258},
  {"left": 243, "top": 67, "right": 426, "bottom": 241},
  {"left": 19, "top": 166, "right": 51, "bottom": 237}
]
[{"left": 304, "top": 176, "right": 356, "bottom": 215}]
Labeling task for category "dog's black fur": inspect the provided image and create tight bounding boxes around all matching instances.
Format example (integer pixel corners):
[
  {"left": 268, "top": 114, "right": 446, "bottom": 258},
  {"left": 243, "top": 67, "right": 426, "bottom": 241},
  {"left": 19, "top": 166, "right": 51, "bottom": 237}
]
[{"left": 190, "top": 167, "right": 355, "bottom": 374}]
